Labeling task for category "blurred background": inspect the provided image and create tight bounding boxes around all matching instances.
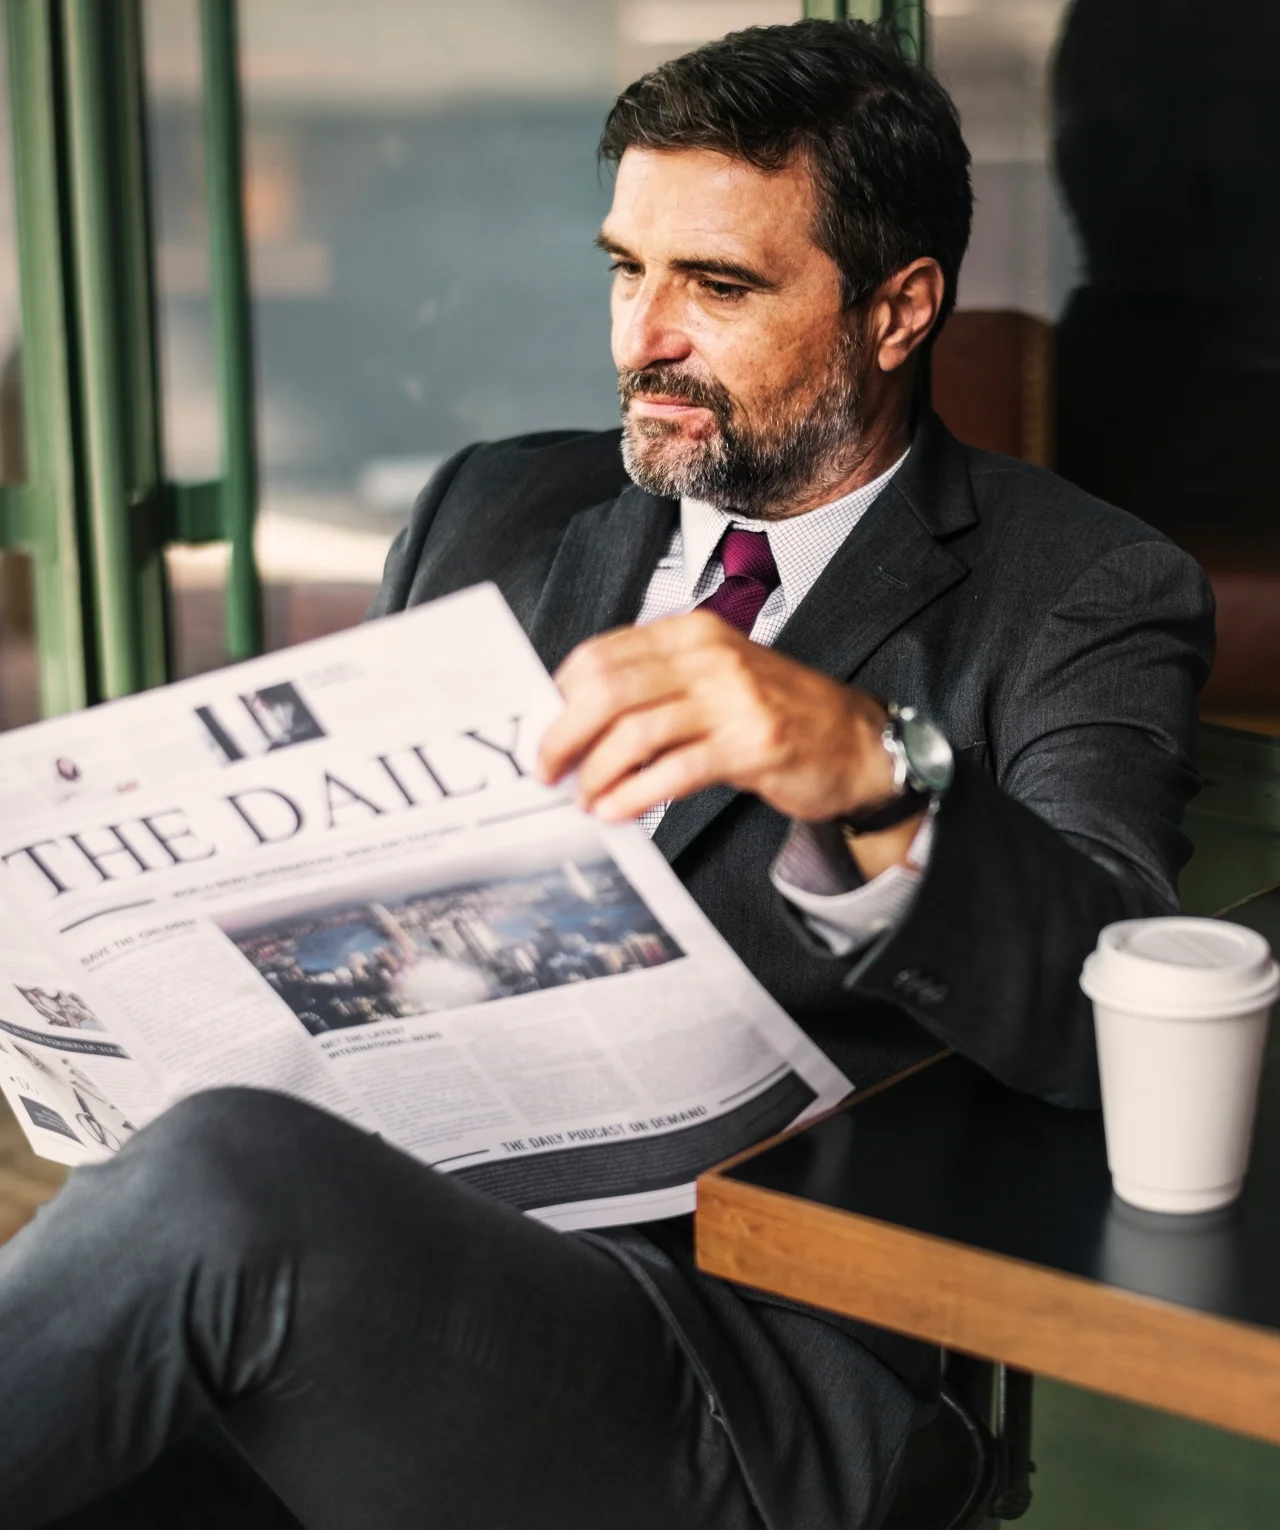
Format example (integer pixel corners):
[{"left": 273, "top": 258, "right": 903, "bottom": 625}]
[{"left": 0, "top": 0, "right": 1277, "bottom": 716}]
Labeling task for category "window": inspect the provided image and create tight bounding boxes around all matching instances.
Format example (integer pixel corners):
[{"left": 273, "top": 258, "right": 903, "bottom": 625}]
[{"left": 148, "top": 0, "right": 798, "bottom": 674}]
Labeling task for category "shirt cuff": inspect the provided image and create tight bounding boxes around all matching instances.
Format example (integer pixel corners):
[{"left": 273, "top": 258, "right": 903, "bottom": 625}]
[{"left": 771, "top": 811, "right": 935, "bottom": 958}]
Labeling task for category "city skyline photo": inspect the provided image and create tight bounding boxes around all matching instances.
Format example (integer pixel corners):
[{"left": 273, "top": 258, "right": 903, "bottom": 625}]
[{"left": 219, "top": 822, "right": 684, "bottom": 1035}]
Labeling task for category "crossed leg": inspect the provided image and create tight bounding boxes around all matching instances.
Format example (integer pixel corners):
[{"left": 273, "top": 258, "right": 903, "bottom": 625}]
[{"left": 0, "top": 1089, "right": 762, "bottom": 1530}]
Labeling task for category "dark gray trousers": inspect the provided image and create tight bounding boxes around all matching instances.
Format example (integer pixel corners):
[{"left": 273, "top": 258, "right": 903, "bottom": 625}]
[{"left": 0, "top": 1089, "right": 763, "bottom": 1530}]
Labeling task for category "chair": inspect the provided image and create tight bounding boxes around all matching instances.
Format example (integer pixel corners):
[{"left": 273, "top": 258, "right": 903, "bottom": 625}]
[
  {"left": 879, "top": 1361, "right": 1035, "bottom": 1529},
  {"left": 1181, "top": 722, "right": 1280, "bottom": 918}
]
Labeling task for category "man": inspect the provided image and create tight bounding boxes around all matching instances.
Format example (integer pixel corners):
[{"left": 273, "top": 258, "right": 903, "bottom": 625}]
[{"left": 0, "top": 20, "right": 1211, "bottom": 1530}]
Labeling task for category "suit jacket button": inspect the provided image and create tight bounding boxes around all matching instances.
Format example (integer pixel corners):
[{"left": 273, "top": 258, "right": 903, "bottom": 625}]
[
  {"left": 893, "top": 967, "right": 924, "bottom": 996},
  {"left": 893, "top": 968, "right": 949, "bottom": 1005}
]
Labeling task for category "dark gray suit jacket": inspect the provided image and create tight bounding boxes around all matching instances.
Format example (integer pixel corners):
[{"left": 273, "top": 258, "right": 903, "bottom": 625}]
[{"left": 368, "top": 408, "right": 1214, "bottom": 1527}]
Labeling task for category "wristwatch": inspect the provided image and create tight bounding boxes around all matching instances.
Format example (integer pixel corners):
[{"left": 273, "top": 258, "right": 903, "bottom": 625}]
[{"left": 838, "top": 702, "right": 954, "bottom": 836}]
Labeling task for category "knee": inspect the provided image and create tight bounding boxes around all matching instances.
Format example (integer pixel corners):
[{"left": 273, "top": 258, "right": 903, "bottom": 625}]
[
  {"left": 116, "top": 1088, "right": 337, "bottom": 1251},
  {"left": 132, "top": 1087, "right": 312, "bottom": 1177}
]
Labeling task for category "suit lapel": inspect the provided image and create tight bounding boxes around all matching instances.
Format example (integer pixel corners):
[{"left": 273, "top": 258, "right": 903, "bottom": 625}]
[
  {"left": 770, "top": 482, "right": 969, "bottom": 677},
  {"left": 653, "top": 417, "right": 976, "bottom": 863},
  {"left": 528, "top": 482, "right": 678, "bottom": 673}
]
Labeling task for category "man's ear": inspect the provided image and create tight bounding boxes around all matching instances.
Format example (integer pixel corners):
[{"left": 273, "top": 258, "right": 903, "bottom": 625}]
[{"left": 871, "top": 258, "right": 946, "bottom": 375}]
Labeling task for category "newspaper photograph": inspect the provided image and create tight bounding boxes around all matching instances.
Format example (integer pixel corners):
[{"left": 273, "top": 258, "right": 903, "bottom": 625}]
[
  {"left": 0, "top": 926, "right": 163, "bottom": 1167},
  {"left": 0, "top": 584, "right": 851, "bottom": 1230}
]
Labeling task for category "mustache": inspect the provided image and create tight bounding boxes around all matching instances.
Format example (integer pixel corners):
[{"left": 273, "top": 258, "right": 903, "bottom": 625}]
[{"left": 616, "top": 366, "right": 734, "bottom": 420}]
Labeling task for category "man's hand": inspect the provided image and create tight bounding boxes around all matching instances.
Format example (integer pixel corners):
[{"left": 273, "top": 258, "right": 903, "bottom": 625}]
[{"left": 537, "top": 612, "right": 922, "bottom": 868}]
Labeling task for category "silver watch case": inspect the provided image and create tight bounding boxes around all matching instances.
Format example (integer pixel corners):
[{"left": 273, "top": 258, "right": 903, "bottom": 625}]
[{"left": 883, "top": 703, "right": 955, "bottom": 797}]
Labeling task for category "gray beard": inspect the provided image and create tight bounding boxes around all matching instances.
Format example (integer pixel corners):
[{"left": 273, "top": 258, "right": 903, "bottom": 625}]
[{"left": 619, "top": 349, "right": 866, "bottom": 519}]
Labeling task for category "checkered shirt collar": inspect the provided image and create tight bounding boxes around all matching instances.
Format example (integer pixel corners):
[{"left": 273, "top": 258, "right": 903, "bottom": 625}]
[{"left": 678, "top": 450, "right": 910, "bottom": 617}]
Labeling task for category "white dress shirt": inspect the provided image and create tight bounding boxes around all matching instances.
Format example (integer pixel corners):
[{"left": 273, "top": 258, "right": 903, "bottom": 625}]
[{"left": 632, "top": 451, "right": 933, "bottom": 957}]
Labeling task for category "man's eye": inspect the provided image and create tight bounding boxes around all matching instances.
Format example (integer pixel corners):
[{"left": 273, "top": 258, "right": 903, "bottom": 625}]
[
  {"left": 609, "top": 261, "right": 642, "bottom": 278},
  {"left": 700, "top": 279, "right": 747, "bottom": 301}
]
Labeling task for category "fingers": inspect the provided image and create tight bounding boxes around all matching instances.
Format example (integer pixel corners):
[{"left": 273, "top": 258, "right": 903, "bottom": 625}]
[
  {"left": 538, "top": 612, "right": 738, "bottom": 785},
  {"left": 556, "top": 609, "right": 731, "bottom": 687},
  {"left": 592, "top": 740, "right": 720, "bottom": 823},
  {"left": 538, "top": 655, "right": 682, "bottom": 785},
  {"left": 574, "top": 699, "right": 703, "bottom": 810},
  {"left": 534, "top": 609, "right": 881, "bottom": 826}
]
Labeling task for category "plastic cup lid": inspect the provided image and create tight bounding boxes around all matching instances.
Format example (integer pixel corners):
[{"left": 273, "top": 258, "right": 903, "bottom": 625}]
[{"left": 1080, "top": 917, "right": 1280, "bottom": 1019}]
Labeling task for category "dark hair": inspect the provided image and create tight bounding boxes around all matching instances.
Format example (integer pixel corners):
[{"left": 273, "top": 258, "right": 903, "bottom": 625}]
[{"left": 599, "top": 19, "right": 973, "bottom": 335}]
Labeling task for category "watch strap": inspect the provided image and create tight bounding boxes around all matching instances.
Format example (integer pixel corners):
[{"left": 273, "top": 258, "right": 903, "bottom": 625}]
[{"left": 837, "top": 783, "right": 931, "bottom": 837}]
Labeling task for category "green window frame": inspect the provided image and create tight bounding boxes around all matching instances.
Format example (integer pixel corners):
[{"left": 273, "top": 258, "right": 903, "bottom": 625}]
[
  {"left": 0, "top": 0, "right": 261, "bottom": 714},
  {"left": 0, "top": 0, "right": 929, "bottom": 718}
]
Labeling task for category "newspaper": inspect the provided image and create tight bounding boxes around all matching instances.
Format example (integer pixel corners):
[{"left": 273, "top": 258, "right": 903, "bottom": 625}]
[{"left": 0, "top": 585, "right": 851, "bottom": 1230}]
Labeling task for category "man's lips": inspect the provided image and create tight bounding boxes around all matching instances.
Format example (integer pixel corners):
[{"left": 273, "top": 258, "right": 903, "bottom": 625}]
[{"left": 628, "top": 396, "right": 713, "bottom": 418}]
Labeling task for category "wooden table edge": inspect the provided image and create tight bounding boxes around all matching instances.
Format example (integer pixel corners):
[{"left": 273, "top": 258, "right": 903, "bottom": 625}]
[{"left": 695, "top": 1172, "right": 1280, "bottom": 1446}]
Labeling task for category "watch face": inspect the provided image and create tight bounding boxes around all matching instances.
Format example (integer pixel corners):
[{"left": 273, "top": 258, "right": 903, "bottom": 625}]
[{"left": 899, "top": 713, "right": 955, "bottom": 793}]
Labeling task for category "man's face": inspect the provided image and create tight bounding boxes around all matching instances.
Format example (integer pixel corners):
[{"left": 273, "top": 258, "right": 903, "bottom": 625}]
[{"left": 599, "top": 147, "right": 865, "bottom": 517}]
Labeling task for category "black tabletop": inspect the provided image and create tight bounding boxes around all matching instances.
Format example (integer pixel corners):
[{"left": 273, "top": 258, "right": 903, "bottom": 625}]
[{"left": 726, "top": 885, "right": 1280, "bottom": 1333}]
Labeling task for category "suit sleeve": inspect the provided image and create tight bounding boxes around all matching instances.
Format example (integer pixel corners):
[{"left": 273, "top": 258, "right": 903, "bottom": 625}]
[
  {"left": 850, "top": 539, "right": 1215, "bottom": 1108},
  {"left": 364, "top": 444, "right": 483, "bottom": 619}
]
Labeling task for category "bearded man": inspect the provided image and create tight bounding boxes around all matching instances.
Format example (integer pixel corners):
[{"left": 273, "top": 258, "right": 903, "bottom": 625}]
[{"left": 0, "top": 20, "right": 1212, "bottom": 1530}]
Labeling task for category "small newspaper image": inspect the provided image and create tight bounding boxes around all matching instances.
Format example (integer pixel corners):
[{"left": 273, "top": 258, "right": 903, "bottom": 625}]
[{"left": 0, "top": 584, "right": 851, "bottom": 1229}]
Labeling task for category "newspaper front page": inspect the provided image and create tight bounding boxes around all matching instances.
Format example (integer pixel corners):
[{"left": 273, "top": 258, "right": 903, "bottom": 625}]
[{"left": 0, "top": 586, "right": 851, "bottom": 1229}]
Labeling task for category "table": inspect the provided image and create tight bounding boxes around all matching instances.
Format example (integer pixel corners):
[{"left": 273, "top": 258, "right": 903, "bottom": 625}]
[
  {"left": 0, "top": 1101, "right": 66, "bottom": 1243},
  {"left": 696, "top": 886, "right": 1280, "bottom": 1446}
]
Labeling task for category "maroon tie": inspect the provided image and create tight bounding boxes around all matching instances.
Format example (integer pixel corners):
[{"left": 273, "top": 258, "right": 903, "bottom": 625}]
[{"left": 696, "top": 528, "right": 780, "bottom": 638}]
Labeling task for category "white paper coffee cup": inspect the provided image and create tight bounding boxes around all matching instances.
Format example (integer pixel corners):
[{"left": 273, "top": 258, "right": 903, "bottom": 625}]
[{"left": 1080, "top": 918, "right": 1280, "bottom": 1213}]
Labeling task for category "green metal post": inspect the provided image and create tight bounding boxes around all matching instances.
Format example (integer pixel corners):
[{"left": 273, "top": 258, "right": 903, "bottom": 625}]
[
  {"left": 61, "top": 0, "right": 169, "bottom": 698},
  {"left": 1, "top": 0, "right": 92, "bottom": 715},
  {"left": 889, "top": 0, "right": 926, "bottom": 63},
  {"left": 803, "top": 2, "right": 879, "bottom": 23},
  {"left": 200, "top": 0, "right": 262, "bottom": 661},
  {"left": 803, "top": 0, "right": 928, "bottom": 61}
]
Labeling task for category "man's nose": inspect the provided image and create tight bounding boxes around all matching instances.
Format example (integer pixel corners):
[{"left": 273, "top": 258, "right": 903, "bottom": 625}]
[{"left": 613, "top": 279, "right": 694, "bottom": 373}]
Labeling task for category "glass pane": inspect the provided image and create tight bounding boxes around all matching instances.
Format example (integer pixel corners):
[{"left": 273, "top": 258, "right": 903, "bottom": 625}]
[
  {"left": 0, "top": 0, "right": 39, "bottom": 732},
  {"left": 144, "top": 0, "right": 226, "bottom": 680},
  {"left": 929, "top": 0, "right": 1077, "bottom": 467},
  {"left": 930, "top": 0, "right": 1280, "bottom": 735},
  {"left": 148, "top": 0, "right": 799, "bottom": 670}
]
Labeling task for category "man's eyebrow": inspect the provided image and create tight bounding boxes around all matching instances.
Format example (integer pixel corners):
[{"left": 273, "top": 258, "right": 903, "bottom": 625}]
[
  {"left": 671, "top": 256, "right": 778, "bottom": 290},
  {"left": 594, "top": 233, "right": 778, "bottom": 291}
]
